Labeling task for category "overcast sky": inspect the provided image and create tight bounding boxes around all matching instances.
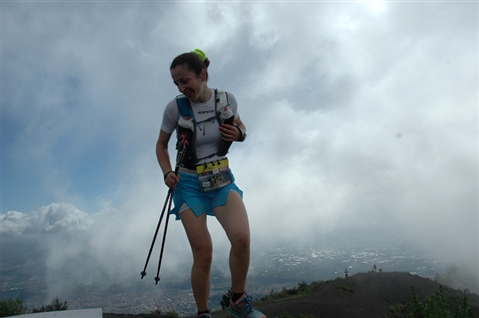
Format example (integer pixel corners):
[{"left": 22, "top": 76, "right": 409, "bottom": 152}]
[{"left": 1, "top": 1, "right": 478, "bottom": 298}]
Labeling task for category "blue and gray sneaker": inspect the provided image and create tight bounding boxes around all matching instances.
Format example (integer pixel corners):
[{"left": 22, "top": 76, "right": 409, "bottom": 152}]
[
  {"left": 229, "top": 293, "right": 266, "bottom": 318},
  {"left": 197, "top": 314, "right": 212, "bottom": 318}
]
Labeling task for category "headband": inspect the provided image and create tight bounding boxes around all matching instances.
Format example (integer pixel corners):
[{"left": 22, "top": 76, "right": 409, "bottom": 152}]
[{"left": 190, "top": 48, "right": 207, "bottom": 62}]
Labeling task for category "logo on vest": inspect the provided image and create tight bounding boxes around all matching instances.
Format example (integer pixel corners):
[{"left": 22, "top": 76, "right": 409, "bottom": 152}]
[{"left": 197, "top": 110, "right": 215, "bottom": 115}]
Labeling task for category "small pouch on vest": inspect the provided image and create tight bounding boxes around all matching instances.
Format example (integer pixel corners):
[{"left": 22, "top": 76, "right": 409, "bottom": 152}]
[{"left": 196, "top": 158, "right": 233, "bottom": 192}]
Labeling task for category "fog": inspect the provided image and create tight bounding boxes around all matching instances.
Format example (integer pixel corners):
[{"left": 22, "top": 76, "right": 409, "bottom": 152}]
[{"left": 2, "top": 1, "right": 477, "bottom": 301}]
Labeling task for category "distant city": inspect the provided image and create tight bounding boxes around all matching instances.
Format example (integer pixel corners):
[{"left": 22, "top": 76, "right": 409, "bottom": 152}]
[{"left": 1, "top": 240, "right": 450, "bottom": 316}]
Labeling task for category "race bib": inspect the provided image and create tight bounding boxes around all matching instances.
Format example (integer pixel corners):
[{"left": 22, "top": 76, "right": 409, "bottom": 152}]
[{"left": 196, "top": 159, "right": 233, "bottom": 192}]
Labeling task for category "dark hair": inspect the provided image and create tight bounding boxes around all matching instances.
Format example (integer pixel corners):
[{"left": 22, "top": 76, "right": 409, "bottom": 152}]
[{"left": 170, "top": 53, "right": 210, "bottom": 81}]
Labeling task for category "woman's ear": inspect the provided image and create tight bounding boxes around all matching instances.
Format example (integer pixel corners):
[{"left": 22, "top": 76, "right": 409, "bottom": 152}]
[{"left": 200, "top": 68, "right": 207, "bottom": 81}]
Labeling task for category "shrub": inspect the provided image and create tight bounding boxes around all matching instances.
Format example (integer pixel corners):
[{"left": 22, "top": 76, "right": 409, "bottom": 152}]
[
  {"left": 338, "top": 285, "right": 353, "bottom": 293},
  {"left": 32, "top": 297, "right": 68, "bottom": 313},
  {"left": 0, "top": 298, "right": 28, "bottom": 317},
  {"left": 399, "top": 286, "right": 476, "bottom": 318}
]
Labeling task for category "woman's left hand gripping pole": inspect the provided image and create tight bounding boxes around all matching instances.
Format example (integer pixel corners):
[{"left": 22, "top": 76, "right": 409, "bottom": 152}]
[
  {"left": 153, "top": 133, "right": 189, "bottom": 284},
  {"left": 140, "top": 134, "right": 188, "bottom": 282}
]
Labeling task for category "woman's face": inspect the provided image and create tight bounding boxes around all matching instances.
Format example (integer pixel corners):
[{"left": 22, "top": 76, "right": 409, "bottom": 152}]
[{"left": 171, "top": 65, "right": 207, "bottom": 102}]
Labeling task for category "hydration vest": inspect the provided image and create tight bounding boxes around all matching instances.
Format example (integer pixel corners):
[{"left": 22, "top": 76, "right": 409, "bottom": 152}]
[{"left": 176, "top": 89, "right": 235, "bottom": 167}]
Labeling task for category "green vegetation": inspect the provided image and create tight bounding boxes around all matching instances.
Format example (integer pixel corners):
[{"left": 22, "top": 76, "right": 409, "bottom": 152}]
[
  {"left": 257, "top": 281, "right": 317, "bottom": 304},
  {"left": 0, "top": 298, "right": 28, "bottom": 317},
  {"left": 32, "top": 297, "right": 69, "bottom": 313},
  {"left": 0, "top": 297, "right": 68, "bottom": 317},
  {"left": 337, "top": 284, "right": 353, "bottom": 293},
  {"left": 394, "top": 286, "right": 477, "bottom": 318}
]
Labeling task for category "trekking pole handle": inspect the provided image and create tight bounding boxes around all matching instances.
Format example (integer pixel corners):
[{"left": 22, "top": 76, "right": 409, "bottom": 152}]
[
  {"left": 174, "top": 136, "right": 189, "bottom": 173},
  {"left": 163, "top": 135, "right": 188, "bottom": 184}
]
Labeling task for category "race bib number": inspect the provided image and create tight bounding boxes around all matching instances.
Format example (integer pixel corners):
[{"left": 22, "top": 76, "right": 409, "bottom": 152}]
[{"left": 196, "top": 159, "right": 233, "bottom": 192}]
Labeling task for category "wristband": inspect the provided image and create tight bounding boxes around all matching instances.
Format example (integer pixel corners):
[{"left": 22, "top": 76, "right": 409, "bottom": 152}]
[
  {"left": 163, "top": 171, "right": 174, "bottom": 181},
  {"left": 236, "top": 126, "right": 247, "bottom": 142}
]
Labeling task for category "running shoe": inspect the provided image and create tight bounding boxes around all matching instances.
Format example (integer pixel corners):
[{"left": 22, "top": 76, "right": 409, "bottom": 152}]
[{"left": 229, "top": 293, "right": 266, "bottom": 318}]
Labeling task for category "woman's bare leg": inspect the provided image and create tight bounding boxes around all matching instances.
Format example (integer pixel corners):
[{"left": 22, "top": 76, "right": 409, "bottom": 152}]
[
  {"left": 214, "top": 191, "right": 250, "bottom": 293},
  {"left": 180, "top": 210, "right": 212, "bottom": 312}
]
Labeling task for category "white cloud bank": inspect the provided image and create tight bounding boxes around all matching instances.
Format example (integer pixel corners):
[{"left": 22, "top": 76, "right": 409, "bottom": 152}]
[{"left": 1, "top": 203, "right": 92, "bottom": 236}]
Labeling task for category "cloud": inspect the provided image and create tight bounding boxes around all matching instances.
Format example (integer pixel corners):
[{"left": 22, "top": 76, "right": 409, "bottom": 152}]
[
  {"left": 1, "top": 203, "right": 92, "bottom": 236},
  {"left": 0, "top": 211, "right": 29, "bottom": 237}
]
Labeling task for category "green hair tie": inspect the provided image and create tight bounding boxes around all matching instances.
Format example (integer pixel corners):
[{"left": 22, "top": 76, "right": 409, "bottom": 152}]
[{"left": 190, "top": 48, "right": 207, "bottom": 62}]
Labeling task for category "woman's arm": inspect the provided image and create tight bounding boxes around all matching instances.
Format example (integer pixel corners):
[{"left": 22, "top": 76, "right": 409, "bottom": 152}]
[
  {"left": 234, "top": 115, "right": 246, "bottom": 133},
  {"left": 156, "top": 129, "right": 179, "bottom": 188}
]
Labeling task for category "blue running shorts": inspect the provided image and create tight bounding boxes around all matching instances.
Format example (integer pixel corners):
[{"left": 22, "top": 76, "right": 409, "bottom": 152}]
[{"left": 170, "top": 171, "right": 243, "bottom": 220}]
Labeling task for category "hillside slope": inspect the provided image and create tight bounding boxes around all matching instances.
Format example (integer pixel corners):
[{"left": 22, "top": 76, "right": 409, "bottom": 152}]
[{"left": 104, "top": 272, "right": 479, "bottom": 318}]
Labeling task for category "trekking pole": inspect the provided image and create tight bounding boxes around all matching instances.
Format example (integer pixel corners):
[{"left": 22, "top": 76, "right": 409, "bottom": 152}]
[
  {"left": 140, "top": 135, "right": 189, "bottom": 282},
  {"left": 140, "top": 189, "right": 172, "bottom": 279},
  {"left": 154, "top": 191, "right": 174, "bottom": 284},
  {"left": 154, "top": 135, "right": 188, "bottom": 284}
]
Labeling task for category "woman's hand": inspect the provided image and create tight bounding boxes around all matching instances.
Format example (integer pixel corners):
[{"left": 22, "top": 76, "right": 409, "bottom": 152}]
[
  {"left": 219, "top": 123, "right": 241, "bottom": 141},
  {"left": 164, "top": 171, "right": 180, "bottom": 189}
]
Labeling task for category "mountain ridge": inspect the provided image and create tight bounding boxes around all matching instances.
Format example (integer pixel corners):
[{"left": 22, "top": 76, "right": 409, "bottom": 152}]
[{"left": 103, "top": 272, "right": 479, "bottom": 318}]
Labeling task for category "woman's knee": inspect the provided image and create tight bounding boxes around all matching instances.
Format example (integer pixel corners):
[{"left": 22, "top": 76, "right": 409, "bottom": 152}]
[
  {"left": 231, "top": 231, "right": 250, "bottom": 251},
  {"left": 192, "top": 244, "right": 213, "bottom": 266}
]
